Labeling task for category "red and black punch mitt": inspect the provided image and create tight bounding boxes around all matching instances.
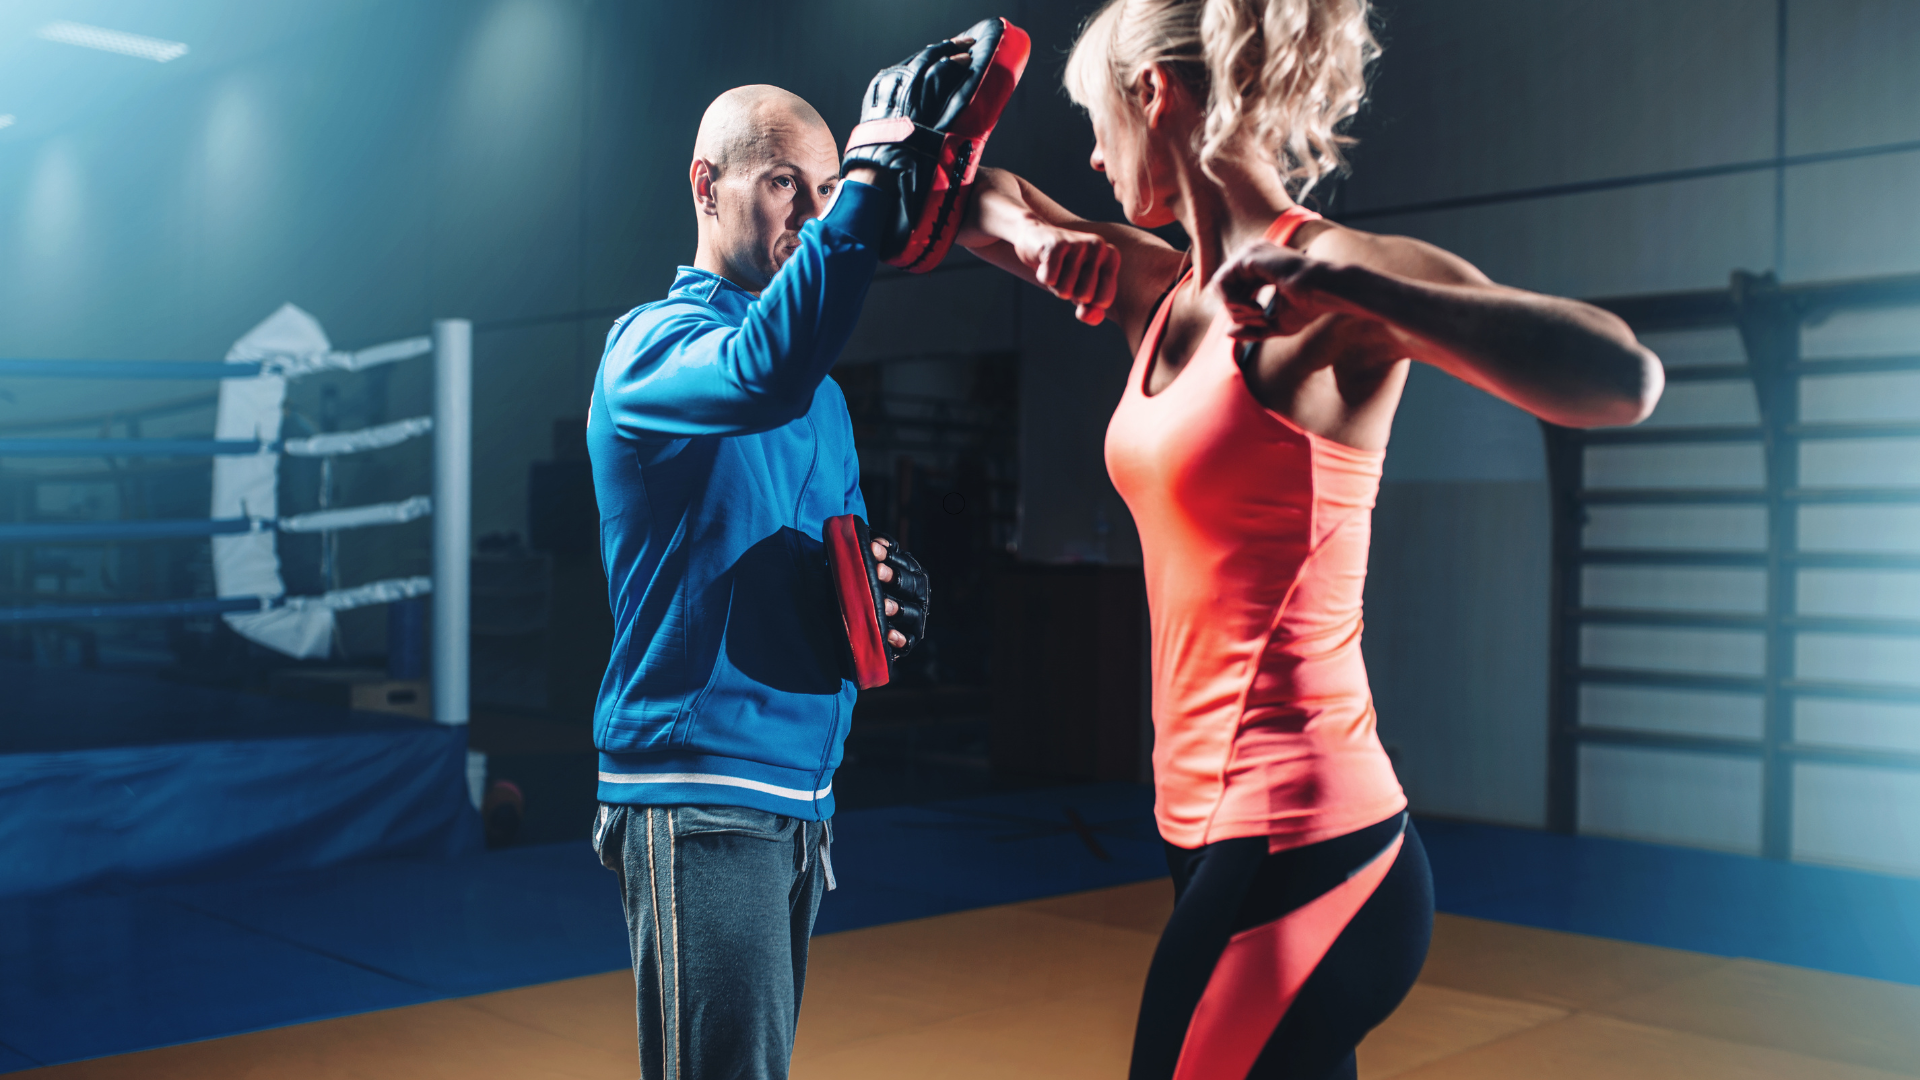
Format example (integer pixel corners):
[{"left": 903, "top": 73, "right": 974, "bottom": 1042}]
[
  {"left": 841, "top": 17, "right": 1031, "bottom": 273},
  {"left": 823, "top": 514, "right": 929, "bottom": 689}
]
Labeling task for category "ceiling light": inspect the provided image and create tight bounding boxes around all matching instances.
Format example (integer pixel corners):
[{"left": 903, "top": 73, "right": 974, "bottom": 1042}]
[{"left": 38, "top": 22, "right": 189, "bottom": 63}]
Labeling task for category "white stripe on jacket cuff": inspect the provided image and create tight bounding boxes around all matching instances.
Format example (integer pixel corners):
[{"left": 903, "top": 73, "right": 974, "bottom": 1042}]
[{"left": 598, "top": 771, "right": 832, "bottom": 802}]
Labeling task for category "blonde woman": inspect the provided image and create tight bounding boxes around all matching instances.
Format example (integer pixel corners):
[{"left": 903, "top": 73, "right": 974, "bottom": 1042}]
[{"left": 956, "top": 1, "right": 1662, "bottom": 1076}]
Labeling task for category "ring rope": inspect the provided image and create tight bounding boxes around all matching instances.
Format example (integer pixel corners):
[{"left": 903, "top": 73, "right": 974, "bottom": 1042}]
[
  {"left": 0, "top": 574, "right": 432, "bottom": 625},
  {"left": 0, "top": 495, "right": 433, "bottom": 545},
  {"left": 1, "top": 305, "right": 446, "bottom": 658},
  {"left": 0, "top": 416, "right": 433, "bottom": 459},
  {"left": 0, "top": 336, "right": 431, "bottom": 382}
]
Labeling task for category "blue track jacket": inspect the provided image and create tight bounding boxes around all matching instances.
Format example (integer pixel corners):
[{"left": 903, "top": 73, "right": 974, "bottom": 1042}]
[{"left": 588, "top": 181, "right": 885, "bottom": 820}]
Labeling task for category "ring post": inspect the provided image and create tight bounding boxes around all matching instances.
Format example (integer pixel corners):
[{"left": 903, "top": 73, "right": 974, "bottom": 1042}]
[{"left": 432, "top": 319, "right": 472, "bottom": 726}]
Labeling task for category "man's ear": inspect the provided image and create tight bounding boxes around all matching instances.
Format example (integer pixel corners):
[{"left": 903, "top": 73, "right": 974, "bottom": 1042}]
[{"left": 690, "top": 158, "right": 719, "bottom": 216}]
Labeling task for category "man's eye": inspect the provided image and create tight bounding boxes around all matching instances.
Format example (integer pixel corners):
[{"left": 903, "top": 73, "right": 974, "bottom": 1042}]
[{"left": 774, "top": 176, "right": 794, "bottom": 189}]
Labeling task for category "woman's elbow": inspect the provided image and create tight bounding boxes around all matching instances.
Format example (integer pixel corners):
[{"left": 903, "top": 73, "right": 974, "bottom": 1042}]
[
  {"left": 1567, "top": 342, "right": 1663, "bottom": 428},
  {"left": 1614, "top": 343, "right": 1665, "bottom": 425}
]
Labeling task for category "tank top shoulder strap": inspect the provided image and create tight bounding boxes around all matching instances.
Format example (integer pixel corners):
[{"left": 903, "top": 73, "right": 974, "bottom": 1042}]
[
  {"left": 1215, "top": 207, "right": 1326, "bottom": 378},
  {"left": 1132, "top": 257, "right": 1193, "bottom": 383},
  {"left": 1266, "top": 204, "right": 1323, "bottom": 247},
  {"left": 1147, "top": 259, "right": 1192, "bottom": 331},
  {"left": 1133, "top": 207, "right": 1322, "bottom": 387},
  {"left": 1148, "top": 206, "right": 1317, "bottom": 327}
]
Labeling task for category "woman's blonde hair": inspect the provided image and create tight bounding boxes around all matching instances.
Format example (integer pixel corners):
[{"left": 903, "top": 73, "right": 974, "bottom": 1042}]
[{"left": 1062, "top": 0, "right": 1379, "bottom": 198}]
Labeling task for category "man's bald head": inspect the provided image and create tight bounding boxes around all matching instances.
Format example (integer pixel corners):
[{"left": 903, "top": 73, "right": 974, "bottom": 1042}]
[
  {"left": 688, "top": 85, "right": 844, "bottom": 293},
  {"left": 694, "top": 85, "right": 834, "bottom": 180}
]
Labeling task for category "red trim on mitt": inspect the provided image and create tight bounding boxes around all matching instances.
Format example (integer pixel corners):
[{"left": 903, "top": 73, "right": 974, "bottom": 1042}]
[
  {"left": 825, "top": 514, "right": 890, "bottom": 689},
  {"left": 892, "top": 17, "right": 1031, "bottom": 273}
]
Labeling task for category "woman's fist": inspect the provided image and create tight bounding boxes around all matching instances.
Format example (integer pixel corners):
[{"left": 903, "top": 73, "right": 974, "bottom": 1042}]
[
  {"left": 1211, "top": 240, "right": 1353, "bottom": 341},
  {"left": 1017, "top": 225, "right": 1121, "bottom": 325}
]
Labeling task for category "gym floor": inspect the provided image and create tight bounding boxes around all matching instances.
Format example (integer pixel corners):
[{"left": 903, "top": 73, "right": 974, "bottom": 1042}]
[
  {"left": 20, "top": 891, "right": 1920, "bottom": 1080},
  {"left": 7, "top": 784, "right": 1919, "bottom": 1078}
]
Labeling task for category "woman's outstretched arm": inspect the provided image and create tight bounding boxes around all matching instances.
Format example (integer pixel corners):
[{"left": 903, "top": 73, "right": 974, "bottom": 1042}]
[
  {"left": 957, "top": 168, "right": 1187, "bottom": 349},
  {"left": 1213, "top": 230, "right": 1664, "bottom": 429}
]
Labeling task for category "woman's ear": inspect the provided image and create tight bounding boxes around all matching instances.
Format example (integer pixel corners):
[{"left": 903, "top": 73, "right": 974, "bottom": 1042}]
[{"left": 1136, "top": 65, "right": 1171, "bottom": 129}]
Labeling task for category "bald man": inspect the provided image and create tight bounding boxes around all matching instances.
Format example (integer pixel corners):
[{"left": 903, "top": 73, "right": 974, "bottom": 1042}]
[{"left": 585, "top": 85, "right": 909, "bottom": 1079}]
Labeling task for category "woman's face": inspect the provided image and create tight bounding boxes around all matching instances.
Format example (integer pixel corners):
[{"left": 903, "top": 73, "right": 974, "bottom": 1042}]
[{"left": 1087, "top": 88, "right": 1179, "bottom": 229}]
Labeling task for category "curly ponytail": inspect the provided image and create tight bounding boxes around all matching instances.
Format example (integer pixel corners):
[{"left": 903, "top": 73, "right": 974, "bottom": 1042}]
[{"left": 1063, "top": 0, "right": 1379, "bottom": 199}]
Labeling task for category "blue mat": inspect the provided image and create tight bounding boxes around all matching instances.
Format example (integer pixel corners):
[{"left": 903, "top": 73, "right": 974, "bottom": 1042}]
[
  {"left": 819, "top": 782, "right": 1167, "bottom": 932},
  {"left": 0, "top": 887, "right": 441, "bottom": 1068},
  {"left": 6, "top": 784, "right": 1920, "bottom": 1072},
  {"left": 151, "top": 842, "right": 632, "bottom": 996},
  {"left": 0, "top": 661, "right": 482, "bottom": 899},
  {"left": 0, "top": 729, "right": 483, "bottom": 899}
]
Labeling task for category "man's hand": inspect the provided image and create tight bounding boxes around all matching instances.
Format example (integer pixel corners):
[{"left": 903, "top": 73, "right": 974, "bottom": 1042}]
[
  {"left": 1016, "top": 224, "right": 1121, "bottom": 326},
  {"left": 872, "top": 538, "right": 906, "bottom": 650},
  {"left": 1212, "top": 240, "right": 1363, "bottom": 340},
  {"left": 841, "top": 18, "right": 1030, "bottom": 271}
]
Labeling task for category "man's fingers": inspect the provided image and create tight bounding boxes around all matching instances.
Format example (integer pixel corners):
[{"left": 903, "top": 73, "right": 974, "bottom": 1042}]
[
  {"left": 888, "top": 629, "right": 908, "bottom": 648},
  {"left": 885, "top": 597, "right": 899, "bottom": 616},
  {"left": 1076, "top": 303, "right": 1107, "bottom": 326},
  {"left": 877, "top": 562, "right": 893, "bottom": 583}
]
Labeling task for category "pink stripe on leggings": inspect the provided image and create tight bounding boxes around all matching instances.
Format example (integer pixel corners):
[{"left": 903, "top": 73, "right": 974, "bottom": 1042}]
[{"left": 1171, "top": 834, "right": 1405, "bottom": 1080}]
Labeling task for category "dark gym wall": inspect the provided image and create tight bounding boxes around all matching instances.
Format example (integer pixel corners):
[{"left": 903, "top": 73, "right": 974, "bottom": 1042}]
[
  {"left": 6, "top": 1, "right": 1916, "bottom": 828},
  {"left": 1345, "top": 0, "right": 1920, "bottom": 827},
  {"left": 0, "top": 0, "right": 1136, "bottom": 647}
]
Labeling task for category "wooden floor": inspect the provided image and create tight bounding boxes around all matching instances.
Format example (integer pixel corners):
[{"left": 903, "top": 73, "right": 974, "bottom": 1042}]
[{"left": 24, "top": 879, "right": 1920, "bottom": 1079}]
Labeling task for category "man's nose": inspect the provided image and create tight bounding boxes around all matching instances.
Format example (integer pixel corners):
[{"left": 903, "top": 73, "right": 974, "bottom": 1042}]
[{"left": 1089, "top": 145, "right": 1106, "bottom": 173}]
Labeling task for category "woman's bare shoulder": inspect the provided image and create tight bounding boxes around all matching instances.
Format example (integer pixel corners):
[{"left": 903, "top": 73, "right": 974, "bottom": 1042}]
[{"left": 1303, "top": 223, "right": 1494, "bottom": 287}]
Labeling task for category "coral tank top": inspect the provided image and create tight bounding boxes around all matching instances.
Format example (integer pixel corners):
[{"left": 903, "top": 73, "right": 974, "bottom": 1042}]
[{"left": 1104, "top": 208, "right": 1407, "bottom": 851}]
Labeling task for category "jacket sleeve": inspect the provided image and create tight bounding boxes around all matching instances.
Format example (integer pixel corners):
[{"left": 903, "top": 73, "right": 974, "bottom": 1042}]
[
  {"left": 601, "top": 182, "right": 889, "bottom": 437},
  {"left": 842, "top": 398, "right": 868, "bottom": 521}
]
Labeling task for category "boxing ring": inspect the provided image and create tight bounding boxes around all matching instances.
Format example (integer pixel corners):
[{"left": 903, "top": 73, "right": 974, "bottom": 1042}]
[{"left": 0, "top": 306, "right": 482, "bottom": 897}]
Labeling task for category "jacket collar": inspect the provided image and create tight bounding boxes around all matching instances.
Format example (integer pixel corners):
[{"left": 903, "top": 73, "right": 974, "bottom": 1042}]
[{"left": 669, "top": 266, "right": 755, "bottom": 321}]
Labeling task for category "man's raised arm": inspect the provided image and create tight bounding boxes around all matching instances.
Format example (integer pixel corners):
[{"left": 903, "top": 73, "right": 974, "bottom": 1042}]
[{"left": 601, "top": 180, "right": 889, "bottom": 438}]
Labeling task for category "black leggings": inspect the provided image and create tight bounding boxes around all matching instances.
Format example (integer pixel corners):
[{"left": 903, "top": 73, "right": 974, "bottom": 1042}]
[{"left": 1129, "top": 814, "right": 1434, "bottom": 1080}]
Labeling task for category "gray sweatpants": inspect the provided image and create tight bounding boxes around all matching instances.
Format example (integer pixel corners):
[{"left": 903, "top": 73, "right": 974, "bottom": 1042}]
[{"left": 594, "top": 803, "right": 833, "bottom": 1080}]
